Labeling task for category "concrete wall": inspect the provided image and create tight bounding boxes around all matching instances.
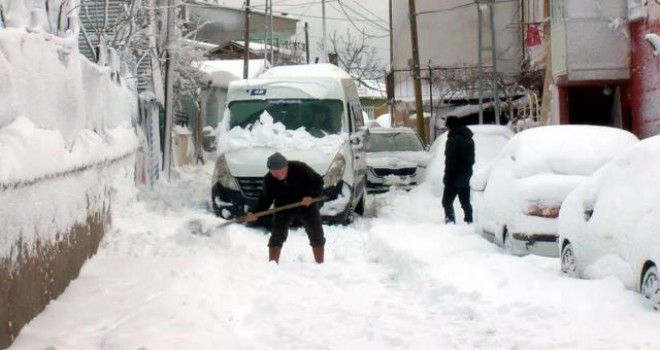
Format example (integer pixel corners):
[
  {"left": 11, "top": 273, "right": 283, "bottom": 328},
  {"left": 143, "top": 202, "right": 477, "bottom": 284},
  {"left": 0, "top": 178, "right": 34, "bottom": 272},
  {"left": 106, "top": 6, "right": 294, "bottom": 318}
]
[{"left": 0, "top": 205, "right": 109, "bottom": 349}]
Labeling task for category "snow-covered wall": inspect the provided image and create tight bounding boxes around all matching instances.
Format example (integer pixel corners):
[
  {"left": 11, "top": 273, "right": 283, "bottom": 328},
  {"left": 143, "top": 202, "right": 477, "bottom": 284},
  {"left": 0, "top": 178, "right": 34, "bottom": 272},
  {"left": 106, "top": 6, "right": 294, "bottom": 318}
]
[
  {"left": 0, "top": 0, "right": 137, "bottom": 258},
  {"left": 0, "top": 2, "right": 138, "bottom": 346},
  {"left": 0, "top": 29, "right": 135, "bottom": 142}
]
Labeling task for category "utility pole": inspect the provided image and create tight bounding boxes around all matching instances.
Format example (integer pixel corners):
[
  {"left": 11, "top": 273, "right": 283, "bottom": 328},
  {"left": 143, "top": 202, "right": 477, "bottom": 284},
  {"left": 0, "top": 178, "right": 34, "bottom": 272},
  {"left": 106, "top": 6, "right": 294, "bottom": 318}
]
[
  {"left": 389, "top": 0, "right": 394, "bottom": 122},
  {"left": 243, "top": 0, "right": 250, "bottom": 78},
  {"left": 408, "top": 0, "right": 427, "bottom": 144},
  {"left": 477, "top": 1, "right": 484, "bottom": 124},
  {"left": 489, "top": 1, "right": 500, "bottom": 125},
  {"left": 322, "top": 0, "right": 327, "bottom": 63},
  {"left": 428, "top": 60, "right": 433, "bottom": 125},
  {"left": 163, "top": 0, "right": 176, "bottom": 180},
  {"left": 269, "top": 0, "right": 274, "bottom": 65},
  {"left": 304, "top": 22, "right": 310, "bottom": 64},
  {"left": 476, "top": 0, "right": 500, "bottom": 125},
  {"left": 263, "top": 0, "right": 268, "bottom": 63}
]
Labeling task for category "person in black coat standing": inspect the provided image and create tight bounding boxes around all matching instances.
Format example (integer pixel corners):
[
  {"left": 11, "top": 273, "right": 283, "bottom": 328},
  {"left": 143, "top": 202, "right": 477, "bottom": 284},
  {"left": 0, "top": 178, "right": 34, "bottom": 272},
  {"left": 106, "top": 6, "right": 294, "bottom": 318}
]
[
  {"left": 442, "top": 116, "right": 475, "bottom": 224},
  {"left": 245, "top": 152, "right": 326, "bottom": 263}
]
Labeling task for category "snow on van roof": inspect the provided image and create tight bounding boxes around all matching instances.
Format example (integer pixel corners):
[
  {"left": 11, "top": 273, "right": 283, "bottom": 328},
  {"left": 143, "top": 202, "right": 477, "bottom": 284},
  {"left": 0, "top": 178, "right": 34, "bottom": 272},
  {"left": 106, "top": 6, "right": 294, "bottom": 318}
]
[{"left": 259, "top": 63, "right": 353, "bottom": 80}]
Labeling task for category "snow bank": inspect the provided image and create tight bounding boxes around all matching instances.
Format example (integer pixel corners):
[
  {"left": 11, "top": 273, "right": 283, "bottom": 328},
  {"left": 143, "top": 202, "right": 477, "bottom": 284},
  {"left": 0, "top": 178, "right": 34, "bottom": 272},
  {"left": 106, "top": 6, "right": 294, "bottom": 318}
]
[{"left": 0, "top": 117, "right": 137, "bottom": 186}]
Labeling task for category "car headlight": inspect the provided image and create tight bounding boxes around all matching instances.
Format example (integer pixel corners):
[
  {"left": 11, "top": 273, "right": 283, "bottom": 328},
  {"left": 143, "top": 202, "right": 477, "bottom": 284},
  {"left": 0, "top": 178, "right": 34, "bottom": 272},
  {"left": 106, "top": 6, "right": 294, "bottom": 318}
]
[
  {"left": 213, "top": 154, "right": 240, "bottom": 191},
  {"left": 323, "top": 153, "right": 346, "bottom": 188}
]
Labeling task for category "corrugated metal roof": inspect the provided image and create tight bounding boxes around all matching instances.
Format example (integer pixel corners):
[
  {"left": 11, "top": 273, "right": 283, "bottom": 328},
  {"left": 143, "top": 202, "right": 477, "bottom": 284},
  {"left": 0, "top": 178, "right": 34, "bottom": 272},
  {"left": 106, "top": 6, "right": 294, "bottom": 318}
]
[{"left": 78, "top": 0, "right": 155, "bottom": 93}]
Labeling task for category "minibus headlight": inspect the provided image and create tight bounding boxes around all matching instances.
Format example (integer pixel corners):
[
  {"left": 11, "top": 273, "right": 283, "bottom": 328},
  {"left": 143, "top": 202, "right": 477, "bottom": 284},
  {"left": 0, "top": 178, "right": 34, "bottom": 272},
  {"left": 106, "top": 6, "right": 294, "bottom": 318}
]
[
  {"left": 213, "top": 155, "right": 240, "bottom": 191},
  {"left": 323, "top": 153, "right": 346, "bottom": 188}
]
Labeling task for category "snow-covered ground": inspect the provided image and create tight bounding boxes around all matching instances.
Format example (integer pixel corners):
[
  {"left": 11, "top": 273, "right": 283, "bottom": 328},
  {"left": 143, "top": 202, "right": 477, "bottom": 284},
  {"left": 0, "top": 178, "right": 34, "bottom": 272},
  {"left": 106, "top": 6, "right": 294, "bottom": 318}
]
[{"left": 9, "top": 162, "right": 660, "bottom": 350}]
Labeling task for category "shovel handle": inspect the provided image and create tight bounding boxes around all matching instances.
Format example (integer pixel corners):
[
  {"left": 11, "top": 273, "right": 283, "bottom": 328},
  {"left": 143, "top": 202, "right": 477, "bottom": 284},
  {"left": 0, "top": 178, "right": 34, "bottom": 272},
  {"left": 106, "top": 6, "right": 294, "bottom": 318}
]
[{"left": 217, "top": 195, "right": 328, "bottom": 228}]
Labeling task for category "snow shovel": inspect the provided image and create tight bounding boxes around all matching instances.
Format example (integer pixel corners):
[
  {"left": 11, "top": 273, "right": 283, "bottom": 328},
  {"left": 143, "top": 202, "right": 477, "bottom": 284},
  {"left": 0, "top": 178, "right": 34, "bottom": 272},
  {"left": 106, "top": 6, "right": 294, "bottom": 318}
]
[{"left": 216, "top": 195, "right": 328, "bottom": 229}]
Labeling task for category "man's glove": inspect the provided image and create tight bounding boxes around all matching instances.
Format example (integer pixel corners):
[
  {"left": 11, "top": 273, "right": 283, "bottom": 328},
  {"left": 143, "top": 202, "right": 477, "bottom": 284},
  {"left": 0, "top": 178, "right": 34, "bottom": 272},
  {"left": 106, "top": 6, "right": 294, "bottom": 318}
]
[
  {"left": 244, "top": 212, "right": 258, "bottom": 223},
  {"left": 300, "top": 197, "right": 314, "bottom": 207}
]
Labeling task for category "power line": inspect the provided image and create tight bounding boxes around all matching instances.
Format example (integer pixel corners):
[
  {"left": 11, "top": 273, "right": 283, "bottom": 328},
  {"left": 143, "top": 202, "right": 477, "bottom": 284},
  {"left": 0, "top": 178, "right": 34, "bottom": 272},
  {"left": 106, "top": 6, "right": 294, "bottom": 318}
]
[
  {"left": 331, "top": 1, "right": 388, "bottom": 38},
  {"left": 343, "top": 0, "right": 388, "bottom": 25},
  {"left": 415, "top": 2, "right": 473, "bottom": 16},
  {"left": 249, "top": 0, "right": 338, "bottom": 9},
  {"left": 415, "top": 0, "right": 517, "bottom": 16},
  {"left": 272, "top": 10, "right": 384, "bottom": 22},
  {"left": 335, "top": 0, "right": 388, "bottom": 32}
]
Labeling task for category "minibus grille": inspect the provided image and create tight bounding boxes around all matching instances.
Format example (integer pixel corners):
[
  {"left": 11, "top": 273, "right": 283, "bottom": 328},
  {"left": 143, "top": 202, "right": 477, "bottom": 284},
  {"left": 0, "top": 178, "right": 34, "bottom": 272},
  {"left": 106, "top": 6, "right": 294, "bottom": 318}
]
[
  {"left": 237, "top": 177, "right": 264, "bottom": 199},
  {"left": 372, "top": 167, "right": 417, "bottom": 177}
]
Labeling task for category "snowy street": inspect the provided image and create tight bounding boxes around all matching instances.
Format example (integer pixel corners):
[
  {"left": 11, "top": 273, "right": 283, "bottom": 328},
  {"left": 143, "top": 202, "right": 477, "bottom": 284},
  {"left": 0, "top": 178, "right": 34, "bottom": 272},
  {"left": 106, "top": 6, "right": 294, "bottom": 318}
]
[{"left": 10, "top": 164, "right": 660, "bottom": 350}]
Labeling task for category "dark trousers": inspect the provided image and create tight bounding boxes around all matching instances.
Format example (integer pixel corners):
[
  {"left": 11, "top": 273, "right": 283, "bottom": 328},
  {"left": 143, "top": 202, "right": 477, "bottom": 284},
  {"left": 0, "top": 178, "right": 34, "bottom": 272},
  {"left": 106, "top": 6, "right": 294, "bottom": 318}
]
[
  {"left": 442, "top": 184, "right": 472, "bottom": 222},
  {"left": 268, "top": 204, "right": 326, "bottom": 248}
]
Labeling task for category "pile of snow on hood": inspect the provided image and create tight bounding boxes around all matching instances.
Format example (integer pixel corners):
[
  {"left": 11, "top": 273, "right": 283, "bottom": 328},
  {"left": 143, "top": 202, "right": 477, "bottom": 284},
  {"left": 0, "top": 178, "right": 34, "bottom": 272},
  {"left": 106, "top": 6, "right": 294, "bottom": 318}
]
[{"left": 216, "top": 111, "right": 347, "bottom": 155}]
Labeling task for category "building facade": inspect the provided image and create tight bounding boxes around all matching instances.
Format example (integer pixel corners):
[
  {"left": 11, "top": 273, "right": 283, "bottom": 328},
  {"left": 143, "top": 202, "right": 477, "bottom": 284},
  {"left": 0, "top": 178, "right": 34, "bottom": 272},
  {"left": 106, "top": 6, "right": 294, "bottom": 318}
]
[
  {"left": 629, "top": 0, "right": 660, "bottom": 138},
  {"left": 548, "top": 0, "right": 632, "bottom": 129}
]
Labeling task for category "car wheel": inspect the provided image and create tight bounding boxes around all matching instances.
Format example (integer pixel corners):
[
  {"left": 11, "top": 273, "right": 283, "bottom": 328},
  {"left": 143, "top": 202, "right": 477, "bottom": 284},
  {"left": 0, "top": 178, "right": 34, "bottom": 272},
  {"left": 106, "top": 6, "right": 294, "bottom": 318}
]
[
  {"left": 341, "top": 206, "right": 355, "bottom": 225},
  {"left": 641, "top": 265, "right": 660, "bottom": 310},
  {"left": 502, "top": 228, "right": 513, "bottom": 253},
  {"left": 211, "top": 184, "right": 222, "bottom": 217},
  {"left": 354, "top": 192, "right": 366, "bottom": 216},
  {"left": 560, "top": 242, "right": 579, "bottom": 278}
]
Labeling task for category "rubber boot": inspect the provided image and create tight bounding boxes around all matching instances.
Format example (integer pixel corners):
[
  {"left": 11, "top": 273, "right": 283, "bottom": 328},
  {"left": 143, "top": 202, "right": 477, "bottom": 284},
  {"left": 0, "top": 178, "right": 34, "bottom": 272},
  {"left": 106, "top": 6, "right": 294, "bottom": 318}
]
[
  {"left": 269, "top": 247, "right": 281, "bottom": 263},
  {"left": 312, "top": 246, "right": 324, "bottom": 264}
]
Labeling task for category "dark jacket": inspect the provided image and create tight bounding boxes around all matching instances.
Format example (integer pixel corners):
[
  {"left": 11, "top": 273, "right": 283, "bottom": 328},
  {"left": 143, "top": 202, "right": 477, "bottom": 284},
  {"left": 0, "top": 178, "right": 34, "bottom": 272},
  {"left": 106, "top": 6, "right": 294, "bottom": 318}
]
[
  {"left": 254, "top": 160, "right": 324, "bottom": 212},
  {"left": 444, "top": 126, "right": 475, "bottom": 187}
]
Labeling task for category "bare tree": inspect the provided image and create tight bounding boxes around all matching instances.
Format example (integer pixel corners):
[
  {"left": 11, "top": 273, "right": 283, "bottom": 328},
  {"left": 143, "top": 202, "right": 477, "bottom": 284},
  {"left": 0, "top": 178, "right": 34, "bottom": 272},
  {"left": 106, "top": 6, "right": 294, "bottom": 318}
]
[{"left": 326, "top": 29, "right": 386, "bottom": 89}]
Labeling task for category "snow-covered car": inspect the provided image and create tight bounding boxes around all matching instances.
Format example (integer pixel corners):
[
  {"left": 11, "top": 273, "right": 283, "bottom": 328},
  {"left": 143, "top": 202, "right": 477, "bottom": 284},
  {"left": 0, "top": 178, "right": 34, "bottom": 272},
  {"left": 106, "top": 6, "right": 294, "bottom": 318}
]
[
  {"left": 428, "top": 124, "right": 514, "bottom": 176},
  {"left": 558, "top": 135, "right": 660, "bottom": 309},
  {"left": 365, "top": 127, "right": 430, "bottom": 193},
  {"left": 470, "top": 125, "right": 638, "bottom": 257}
]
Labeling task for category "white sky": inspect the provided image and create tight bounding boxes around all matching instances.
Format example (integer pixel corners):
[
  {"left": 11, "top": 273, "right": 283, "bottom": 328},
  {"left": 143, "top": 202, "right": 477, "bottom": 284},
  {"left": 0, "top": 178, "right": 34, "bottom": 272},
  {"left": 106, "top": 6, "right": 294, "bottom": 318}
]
[{"left": 218, "top": 0, "right": 391, "bottom": 64}]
